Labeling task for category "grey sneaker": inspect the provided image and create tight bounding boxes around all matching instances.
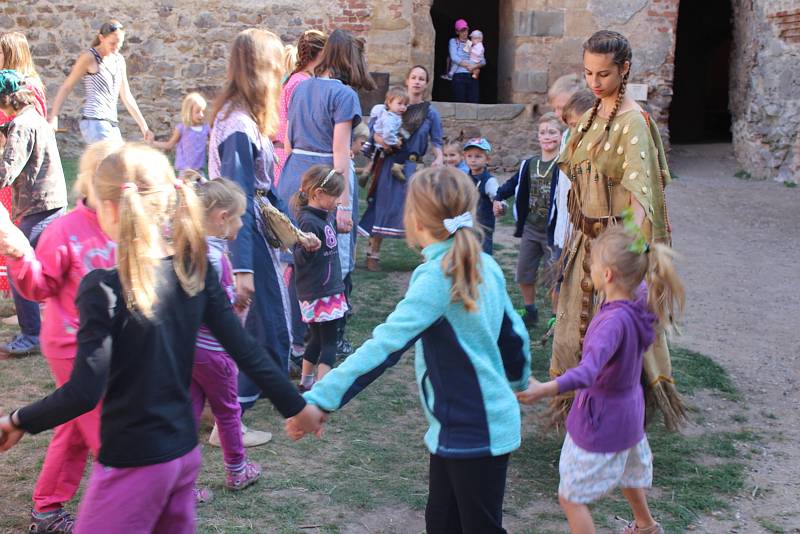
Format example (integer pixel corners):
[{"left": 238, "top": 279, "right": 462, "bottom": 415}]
[
  {"left": 30, "top": 508, "right": 75, "bottom": 534},
  {"left": 3, "top": 334, "right": 40, "bottom": 356}
]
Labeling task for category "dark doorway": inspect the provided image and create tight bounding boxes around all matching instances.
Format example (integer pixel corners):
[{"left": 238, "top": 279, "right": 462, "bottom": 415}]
[
  {"left": 669, "top": 0, "right": 733, "bottom": 142},
  {"left": 430, "top": 0, "right": 499, "bottom": 103}
]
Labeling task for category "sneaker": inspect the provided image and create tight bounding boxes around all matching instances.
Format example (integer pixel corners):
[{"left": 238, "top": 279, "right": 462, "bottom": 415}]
[
  {"left": 440, "top": 73, "right": 452, "bottom": 80},
  {"left": 2, "top": 334, "right": 40, "bottom": 356},
  {"left": 336, "top": 338, "right": 354, "bottom": 358},
  {"left": 288, "top": 353, "right": 304, "bottom": 379},
  {"left": 226, "top": 461, "right": 262, "bottom": 491},
  {"left": 210, "top": 423, "right": 273, "bottom": 448},
  {"left": 523, "top": 306, "right": 539, "bottom": 327},
  {"left": 30, "top": 508, "right": 75, "bottom": 534},
  {"left": 241, "top": 424, "right": 272, "bottom": 447},
  {"left": 297, "top": 382, "right": 313, "bottom": 394},
  {"left": 193, "top": 486, "right": 214, "bottom": 505}
]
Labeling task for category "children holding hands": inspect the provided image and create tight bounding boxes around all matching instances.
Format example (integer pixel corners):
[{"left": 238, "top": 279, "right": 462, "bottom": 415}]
[
  {"left": 0, "top": 144, "right": 324, "bottom": 533},
  {"left": 287, "top": 166, "right": 530, "bottom": 532},
  {"left": 517, "top": 222, "right": 684, "bottom": 534}
]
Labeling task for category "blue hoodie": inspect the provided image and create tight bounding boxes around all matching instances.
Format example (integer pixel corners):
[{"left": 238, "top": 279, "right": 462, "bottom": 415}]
[{"left": 304, "top": 239, "right": 531, "bottom": 458}]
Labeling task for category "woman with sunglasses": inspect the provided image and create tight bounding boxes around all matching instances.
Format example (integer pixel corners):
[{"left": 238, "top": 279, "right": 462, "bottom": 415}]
[{"left": 48, "top": 20, "right": 153, "bottom": 144}]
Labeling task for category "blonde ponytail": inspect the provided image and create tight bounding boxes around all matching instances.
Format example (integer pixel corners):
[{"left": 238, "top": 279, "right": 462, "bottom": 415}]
[
  {"left": 94, "top": 143, "right": 207, "bottom": 317},
  {"left": 442, "top": 224, "right": 483, "bottom": 312},
  {"left": 594, "top": 224, "right": 685, "bottom": 330},
  {"left": 172, "top": 181, "right": 207, "bottom": 298},
  {"left": 404, "top": 167, "right": 483, "bottom": 312},
  {"left": 117, "top": 184, "right": 161, "bottom": 315},
  {"left": 645, "top": 243, "right": 685, "bottom": 330}
]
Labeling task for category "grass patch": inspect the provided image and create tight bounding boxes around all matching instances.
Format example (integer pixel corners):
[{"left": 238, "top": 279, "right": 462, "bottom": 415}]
[
  {"left": 670, "top": 347, "right": 739, "bottom": 400},
  {"left": 0, "top": 188, "right": 754, "bottom": 532}
]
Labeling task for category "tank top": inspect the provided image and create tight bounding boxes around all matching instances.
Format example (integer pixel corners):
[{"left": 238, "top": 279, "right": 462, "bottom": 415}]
[{"left": 82, "top": 48, "right": 122, "bottom": 123}]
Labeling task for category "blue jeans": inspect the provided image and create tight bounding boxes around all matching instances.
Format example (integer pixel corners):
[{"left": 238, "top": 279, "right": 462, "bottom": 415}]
[
  {"left": 79, "top": 119, "right": 123, "bottom": 144},
  {"left": 11, "top": 207, "right": 66, "bottom": 336},
  {"left": 452, "top": 73, "right": 480, "bottom": 103}
]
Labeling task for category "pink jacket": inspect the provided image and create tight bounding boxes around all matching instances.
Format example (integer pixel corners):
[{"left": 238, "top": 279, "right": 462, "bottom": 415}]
[{"left": 9, "top": 200, "right": 116, "bottom": 360}]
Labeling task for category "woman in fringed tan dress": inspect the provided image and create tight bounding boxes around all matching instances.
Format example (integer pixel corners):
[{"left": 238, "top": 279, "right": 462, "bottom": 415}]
[{"left": 552, "top": 30, "right": 684, "bottom": 430}]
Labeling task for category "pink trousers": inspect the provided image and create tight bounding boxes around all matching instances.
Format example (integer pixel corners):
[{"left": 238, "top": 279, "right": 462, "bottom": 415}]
[
  {"left": 75, "top": 447, "right": 201, "bottom": 534},
  {"left": 33, "top": 357, "right": 102, "bottom": 512}
]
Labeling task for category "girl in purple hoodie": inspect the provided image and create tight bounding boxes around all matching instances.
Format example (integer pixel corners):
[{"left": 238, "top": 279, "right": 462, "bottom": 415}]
[{"left": 517, "top": 224, "right": 684, "bottom": 534}]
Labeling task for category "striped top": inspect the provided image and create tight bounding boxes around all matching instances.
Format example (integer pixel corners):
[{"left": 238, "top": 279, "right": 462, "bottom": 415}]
[
  {"left": 82, "top": 48, "right": 123, "bottom": 123},
  {"left": 196, "top": 237, "right": 237, "bottom": 352}
]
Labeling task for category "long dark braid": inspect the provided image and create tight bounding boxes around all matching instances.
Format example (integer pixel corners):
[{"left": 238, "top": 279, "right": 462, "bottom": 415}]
[
  {"left": 590, "top": 69, "right": 629, "bottom": 159},
  {"left": 567, "top": 97, "right": 601, "bottom": 157},
  {"left": 567, "top": 30, "right": 633, "bottom": 161}
]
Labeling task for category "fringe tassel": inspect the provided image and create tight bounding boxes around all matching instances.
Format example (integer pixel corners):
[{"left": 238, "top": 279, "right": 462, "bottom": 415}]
[{"left": 647, "top": 379, "right": 686, "bottom": 432}]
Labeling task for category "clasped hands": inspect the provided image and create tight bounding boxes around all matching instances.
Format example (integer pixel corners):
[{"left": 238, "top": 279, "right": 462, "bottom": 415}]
[
  {"left": 515, "top": 377, "right": 558, "bottom": 405},
  {"left": 0, "top": 204, "right": 31, "bottom": 259},
  {"left": 0, "top": 410, "right": 26, "bottom": 453},
  {"left": 285, "top": 403, "right": 328, "bottom": 441}
]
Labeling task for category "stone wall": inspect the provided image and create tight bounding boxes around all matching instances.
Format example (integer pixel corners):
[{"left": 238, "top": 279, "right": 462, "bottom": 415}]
[
  {"left": 1, "top": 0, "right": 434, "bottom": 157},
  {"left": 731, "top": 0, "right": 800, "bottom": 182},
  {"left": 4, "top": 1, "right": 796, "bottom": 180},
  {"left": 2, "top": 0, "right": 682, "bottom": 160},
  {"left": 504, "top": 0, "right": 679, "bottom": 135}
]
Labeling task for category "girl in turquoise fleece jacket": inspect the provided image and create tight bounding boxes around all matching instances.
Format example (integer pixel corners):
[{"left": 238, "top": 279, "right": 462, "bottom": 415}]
[{"left": 290, "top": 167, "right": 531, "bottom": 533}]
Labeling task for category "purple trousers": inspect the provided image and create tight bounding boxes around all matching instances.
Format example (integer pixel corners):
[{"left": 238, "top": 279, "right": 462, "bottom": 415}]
[
  {"left": 190, "top": 347, "right": 246, "bottom": 470},
  {"left": 74, "top": 447, "right": 201, "bottom": 534}
]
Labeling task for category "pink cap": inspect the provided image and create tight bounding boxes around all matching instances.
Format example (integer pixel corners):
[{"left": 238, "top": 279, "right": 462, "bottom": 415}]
[{"left": 455, "top": 19, "right": 468, "bottom": 31}]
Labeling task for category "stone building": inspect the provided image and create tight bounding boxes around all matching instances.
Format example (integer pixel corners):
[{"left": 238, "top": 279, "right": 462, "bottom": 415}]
[{"left": 3, "top": 0, "right": 798, "bottom": 179}]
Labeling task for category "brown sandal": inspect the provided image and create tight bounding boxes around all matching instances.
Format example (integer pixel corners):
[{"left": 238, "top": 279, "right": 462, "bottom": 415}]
[{"left": 621, "top": 521, "right": 664, "bottom": 534}]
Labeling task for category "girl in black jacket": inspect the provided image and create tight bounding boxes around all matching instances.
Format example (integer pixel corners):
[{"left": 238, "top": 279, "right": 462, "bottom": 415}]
[{"left": 291, "top": 165, "right": 347, "bottom": 390}]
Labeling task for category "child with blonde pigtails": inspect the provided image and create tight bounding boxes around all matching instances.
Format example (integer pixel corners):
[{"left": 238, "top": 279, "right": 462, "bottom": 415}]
[
  {"left": 189, "top": 178, "right": 263, "bottom": 504},
  {"left": 0, "top": 143, "right": 322, "bottom": 533},
  {"left": 0, "top": 140, "right": 120, "bottom": 534},
  {"left": 517, "top": 221, "right": 685, "bottom": 534},
  {"left": 288, "top": 166, "right": 531, "bottom": 532}
]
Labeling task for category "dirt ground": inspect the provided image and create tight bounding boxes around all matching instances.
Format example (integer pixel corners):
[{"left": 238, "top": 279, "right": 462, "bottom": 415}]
[{"left": 666, "top": 144, "right": 800, "bottom": 533}]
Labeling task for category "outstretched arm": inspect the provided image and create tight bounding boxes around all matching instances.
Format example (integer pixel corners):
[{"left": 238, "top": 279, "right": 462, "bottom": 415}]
[
  {"left": 118, "top": 57, "right": 152, "bottom": 142},
  {"left": 302, "top": 266, "right": 447, "bottom": 412},
  {"left": 150, "top": 126, "right": 181, "bottom": 151},
  {"left": 48, "top": 52, "right": 93, "bottom": 130}
]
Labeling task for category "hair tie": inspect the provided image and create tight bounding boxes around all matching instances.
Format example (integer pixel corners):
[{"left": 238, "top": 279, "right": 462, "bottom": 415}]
[
  {"left": 443, "top": 212, "right": 473, "bottom": 235},
  {"left": 121, "top": 182, "right": 138, "bottom": 192}
]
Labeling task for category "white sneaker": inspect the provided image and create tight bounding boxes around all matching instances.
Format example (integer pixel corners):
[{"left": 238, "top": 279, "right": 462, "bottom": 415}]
[
  {"left": 241, "top": 423, "right": 272, "bottom": 447},
  {"left": 208, "top": 423, "right": 221, "bottom": 447},
  {"left": 208, "top": 422, "right": 273, "bottom": 447}
]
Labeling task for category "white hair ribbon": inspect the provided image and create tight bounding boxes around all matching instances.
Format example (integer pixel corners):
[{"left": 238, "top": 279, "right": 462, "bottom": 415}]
[{"left": 443, "top": 212, "right": 474, "bottom": 235}]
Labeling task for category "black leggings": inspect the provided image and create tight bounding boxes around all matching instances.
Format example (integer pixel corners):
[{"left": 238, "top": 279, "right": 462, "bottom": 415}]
[
  {"left": 425, "top": 453, "right": 509, "bottom": 533},
  {"left": 304, "top": 320, "right": 339, "bottom": 368}
]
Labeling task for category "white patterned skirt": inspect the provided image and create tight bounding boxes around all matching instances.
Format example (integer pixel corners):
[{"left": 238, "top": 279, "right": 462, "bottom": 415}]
[{"left": 558, "top": 433, "right": 653, "bottom": 504}]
